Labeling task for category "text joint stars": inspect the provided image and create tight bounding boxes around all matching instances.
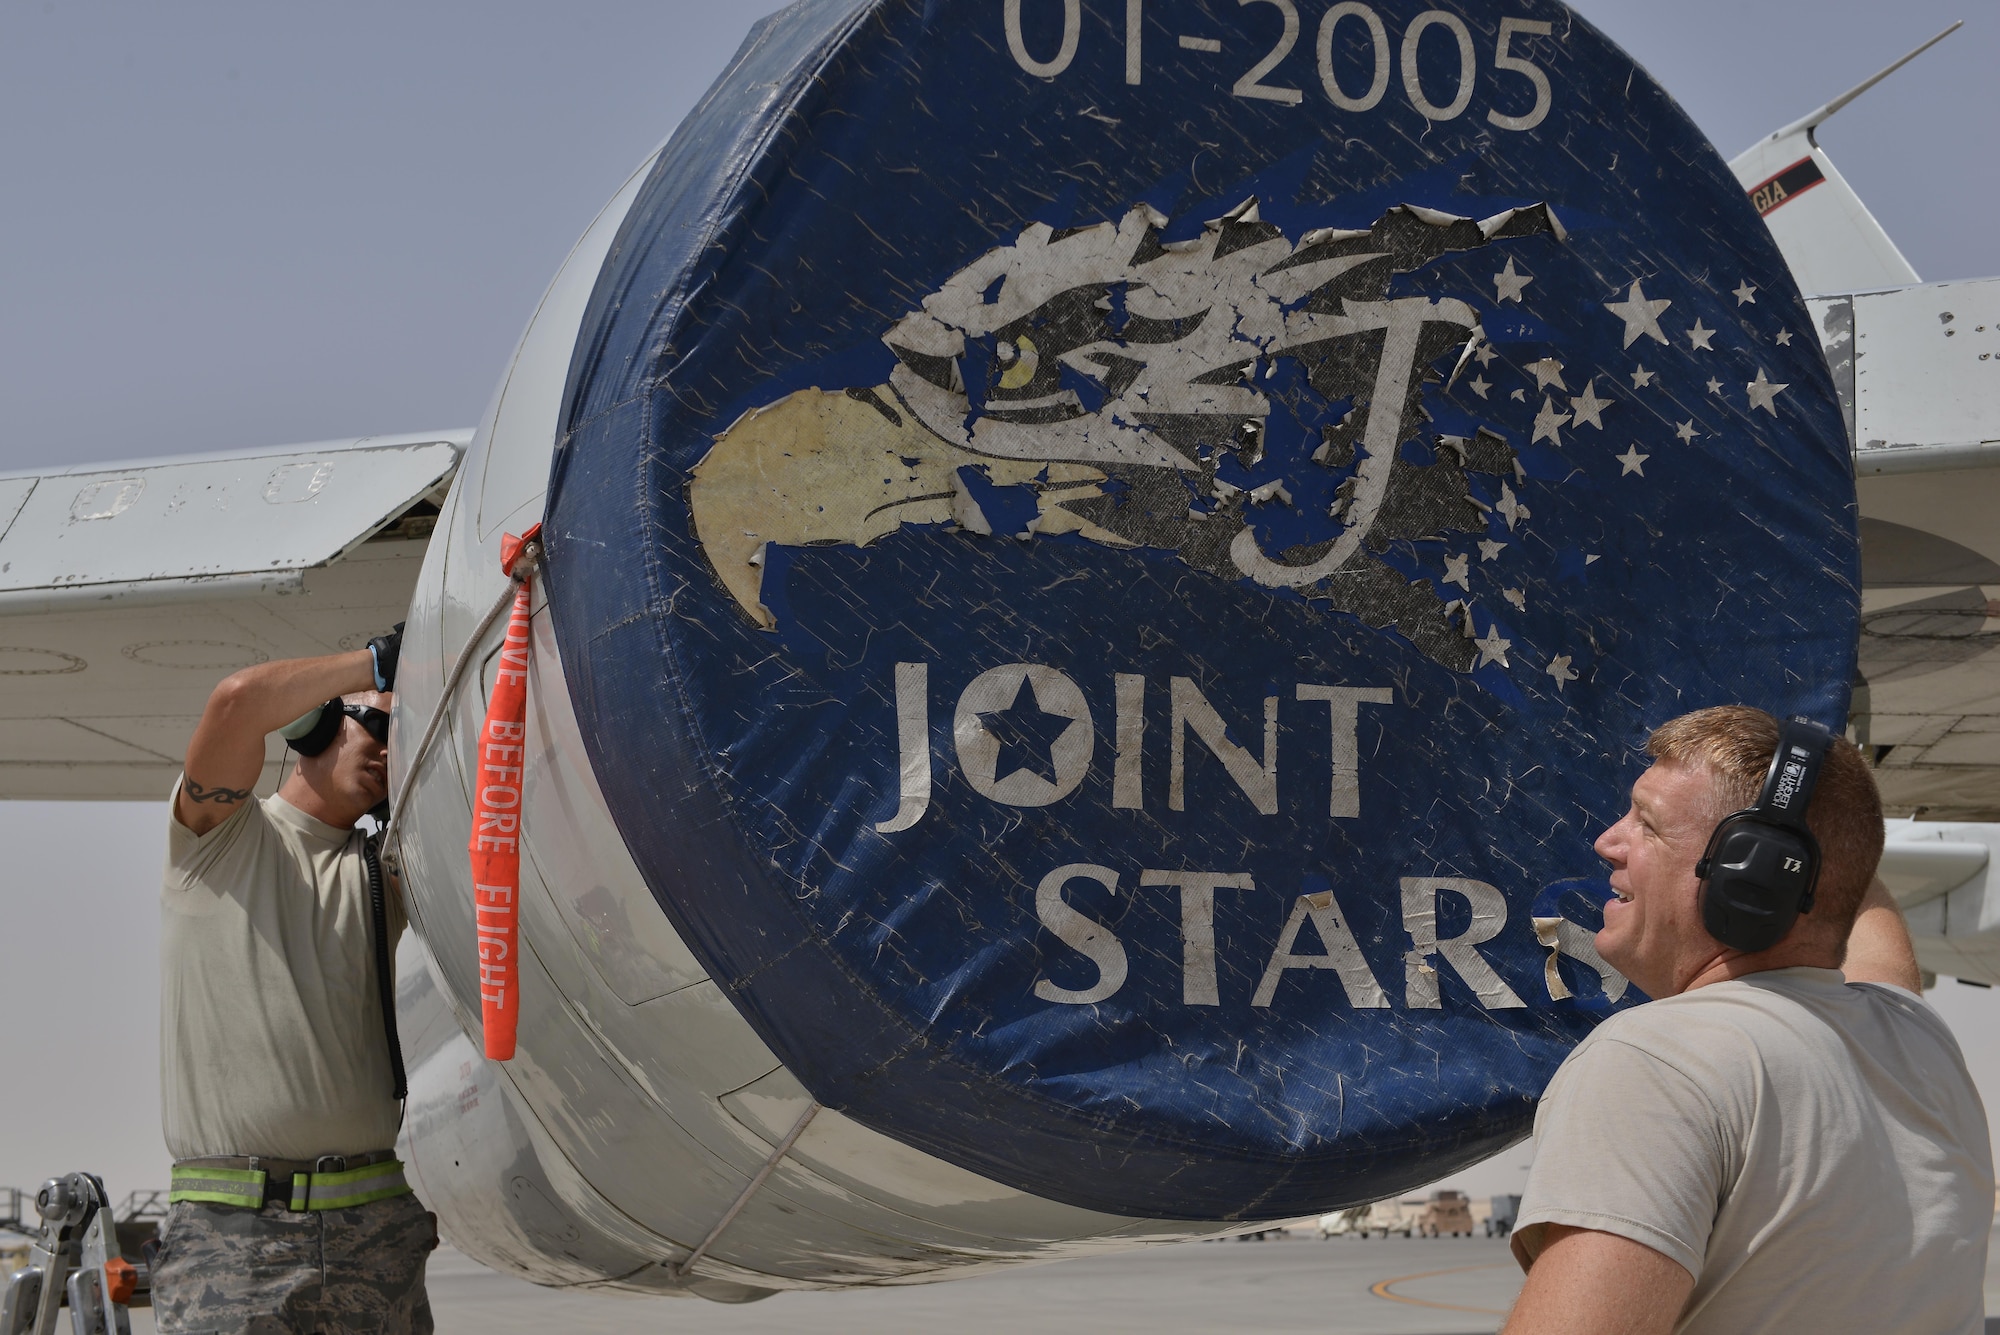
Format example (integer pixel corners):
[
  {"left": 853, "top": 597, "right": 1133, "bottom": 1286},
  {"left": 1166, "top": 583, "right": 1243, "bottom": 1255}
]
[
  {"left": 875, "top": 662, "right": 1396, "bottom": 833},
  {"left": 1029, "top": 863, "right": 1623, "bottom": 1011}
]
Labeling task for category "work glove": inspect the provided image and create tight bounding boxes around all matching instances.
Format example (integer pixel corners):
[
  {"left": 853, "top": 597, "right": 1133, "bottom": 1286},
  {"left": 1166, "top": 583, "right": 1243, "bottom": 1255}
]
[{"left": 369, "top": 622, "right": 404, "bottom": 692}]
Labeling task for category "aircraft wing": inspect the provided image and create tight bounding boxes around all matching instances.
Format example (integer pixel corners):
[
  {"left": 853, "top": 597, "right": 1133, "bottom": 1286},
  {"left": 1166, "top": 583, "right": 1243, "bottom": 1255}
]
[
  {"left": 0, "top": 431, "right": 465, "bottom": 799},
  {"left": 1831, "top": 275, "right": 2000, "bottom": 828},
  {"left": 1828, "top": 275, "right": 2000, "bottom": 983}
]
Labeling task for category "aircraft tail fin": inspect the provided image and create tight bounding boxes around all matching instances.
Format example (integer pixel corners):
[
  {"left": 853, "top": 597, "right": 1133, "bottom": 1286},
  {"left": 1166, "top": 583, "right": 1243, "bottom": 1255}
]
[{"left": 1729, "top": 21, "right": 1960, "bottom": 297}]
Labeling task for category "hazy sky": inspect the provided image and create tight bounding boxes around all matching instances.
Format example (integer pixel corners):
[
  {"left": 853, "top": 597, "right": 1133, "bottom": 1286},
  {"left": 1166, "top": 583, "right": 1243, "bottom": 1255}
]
[{"left": 3, "top": 0, "right": 1996, "bottom": 1212}]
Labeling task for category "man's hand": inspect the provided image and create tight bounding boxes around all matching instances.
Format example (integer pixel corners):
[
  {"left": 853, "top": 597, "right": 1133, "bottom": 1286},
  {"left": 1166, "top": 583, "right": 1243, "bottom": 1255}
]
[
  {"left": 1502, "top": 1224, "right": 1693, "bottom": 1335},
  {"left": 1842, "top": 877, "right": 1924, "bottom": 992},
  {"left": 176, "top": 650, "right": 377, "bottom": 835},
  {"left": 368, "top": 622, "right": 404, "bottom": 692}
]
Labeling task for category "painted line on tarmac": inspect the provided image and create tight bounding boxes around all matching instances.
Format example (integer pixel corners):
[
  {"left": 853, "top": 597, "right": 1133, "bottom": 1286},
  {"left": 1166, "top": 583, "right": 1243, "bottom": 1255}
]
[{"left": 1368, "top": 1262, "right": 1513, "bottom": 1314}]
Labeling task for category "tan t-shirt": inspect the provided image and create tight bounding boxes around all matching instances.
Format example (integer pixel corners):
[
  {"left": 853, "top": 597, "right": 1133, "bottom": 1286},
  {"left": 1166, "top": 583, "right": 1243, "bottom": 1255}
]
[
  {"left": 160, "top": 785, "right": 404, "bottom": 1160},
  {"left": 1515, "top": 967, "right": 1993, "bottom": 1334}
]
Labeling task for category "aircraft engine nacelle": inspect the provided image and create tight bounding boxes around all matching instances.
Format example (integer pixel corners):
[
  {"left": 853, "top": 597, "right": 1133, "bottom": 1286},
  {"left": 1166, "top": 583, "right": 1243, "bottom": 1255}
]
[{"left": 388, "top": 0, "right": 1859, "bottom": 1298}]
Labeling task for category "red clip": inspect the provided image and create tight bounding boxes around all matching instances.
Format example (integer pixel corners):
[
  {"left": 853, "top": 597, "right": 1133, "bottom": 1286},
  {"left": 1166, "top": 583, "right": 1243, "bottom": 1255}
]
[
  {"left": 105, "top": 1257, "right": 137, "bottom": 1305},
  {"left": 500, "top": 522, "right": 544, "bottom": 578}
]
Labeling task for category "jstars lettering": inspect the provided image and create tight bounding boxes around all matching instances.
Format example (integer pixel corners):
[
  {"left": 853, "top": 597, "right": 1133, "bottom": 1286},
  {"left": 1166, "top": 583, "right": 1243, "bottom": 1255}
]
[
  {"left": 875, "top": 661, "right": 1396, "bottom": 830},
  {"left": 1032, "top": 862, "right": 1618, "bottom": 1012}
]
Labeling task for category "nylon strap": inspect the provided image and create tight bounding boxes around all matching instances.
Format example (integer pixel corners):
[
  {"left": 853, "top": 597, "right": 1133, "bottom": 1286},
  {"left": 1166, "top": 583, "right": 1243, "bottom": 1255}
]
[
  {"left": 168, "top": 1164, "right": 265, "bottom": 1208},
  {"left": 170, "top": 1159, "right": 412, "bottom": 1210},
  {"left": 288, "top": 1159, "right": 412, "bottom": 1211}
]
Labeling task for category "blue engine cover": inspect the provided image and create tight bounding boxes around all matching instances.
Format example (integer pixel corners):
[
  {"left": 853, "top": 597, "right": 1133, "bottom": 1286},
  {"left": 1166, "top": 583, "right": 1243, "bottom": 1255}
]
[{"left": 545, "top": 0, "right": 1856, "bottom": 1218}]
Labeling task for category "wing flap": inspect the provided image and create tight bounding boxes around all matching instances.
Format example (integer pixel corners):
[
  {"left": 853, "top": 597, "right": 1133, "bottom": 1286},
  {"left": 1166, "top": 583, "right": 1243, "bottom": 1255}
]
[
  {"left": 0, "top": 434, "right": 459, "bottom": 604},
  {"left": 0, "top": 432, "right": 467, "bottom": 799},
  {"left": 1848, "top": 278, "right": 2000, "bottom": 467}
]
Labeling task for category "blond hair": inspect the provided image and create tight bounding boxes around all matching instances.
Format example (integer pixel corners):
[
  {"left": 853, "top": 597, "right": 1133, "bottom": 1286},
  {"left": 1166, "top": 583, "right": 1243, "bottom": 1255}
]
[{"left": 1646, "top": 705, "right": 1883, "bottom": 937}]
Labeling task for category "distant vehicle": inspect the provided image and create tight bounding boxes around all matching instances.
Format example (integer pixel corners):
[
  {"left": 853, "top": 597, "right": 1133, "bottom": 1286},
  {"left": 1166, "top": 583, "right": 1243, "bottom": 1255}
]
[
  {"left": 1316, "top": 1206, "right": 1372, "bottom": 1239},
  {"left": 1415, "top": 1190, "right": 1475, "bottom": 1238},
  {"left": 1486, "top": 1195, "right": 1523, "bottom": 1238},
  {"left": 1317, "top": 1198, "right": 1429, "bottom": 1239},
  {"left": 1380, "top": 1201, "right": 1425, "bottom": 1238}
]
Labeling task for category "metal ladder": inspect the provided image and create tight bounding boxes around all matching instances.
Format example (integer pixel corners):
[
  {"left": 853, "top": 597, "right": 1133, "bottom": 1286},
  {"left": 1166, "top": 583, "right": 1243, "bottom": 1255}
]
[{"left": 0, "top": 1175, "right": 148, "bottom": 1335}]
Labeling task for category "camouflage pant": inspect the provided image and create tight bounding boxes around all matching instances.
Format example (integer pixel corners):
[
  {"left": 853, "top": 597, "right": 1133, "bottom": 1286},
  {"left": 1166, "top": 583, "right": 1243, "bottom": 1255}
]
[{"left": 151, "top": 1193, "right": 435, "bottom": 1335}]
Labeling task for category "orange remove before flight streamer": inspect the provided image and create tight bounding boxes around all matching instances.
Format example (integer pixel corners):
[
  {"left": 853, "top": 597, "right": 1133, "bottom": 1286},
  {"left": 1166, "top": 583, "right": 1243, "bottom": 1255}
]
[{"left": 469, "top": 524, "right": 540, "bottom": 1060}]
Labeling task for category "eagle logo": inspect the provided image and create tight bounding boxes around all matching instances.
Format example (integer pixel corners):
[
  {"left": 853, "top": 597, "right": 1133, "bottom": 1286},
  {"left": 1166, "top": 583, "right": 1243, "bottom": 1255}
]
[{"left": 690, "top": 197, "right": 1562, "bottom": 672}]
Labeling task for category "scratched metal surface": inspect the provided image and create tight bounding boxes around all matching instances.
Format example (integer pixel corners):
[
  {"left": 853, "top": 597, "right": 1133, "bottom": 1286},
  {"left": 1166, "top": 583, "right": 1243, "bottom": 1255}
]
[{"left": 543, "top": 0, "right": 1856, "bottom": 1218}]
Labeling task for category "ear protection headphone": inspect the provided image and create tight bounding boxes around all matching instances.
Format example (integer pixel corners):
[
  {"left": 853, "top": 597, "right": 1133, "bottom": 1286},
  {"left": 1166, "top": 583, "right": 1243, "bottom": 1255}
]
[
  {"left": 1695, "top": 716, "right": 1834, "bottom": 954},
  {"left": 282, "top": 700, "right": 391, "bottom": 757}
]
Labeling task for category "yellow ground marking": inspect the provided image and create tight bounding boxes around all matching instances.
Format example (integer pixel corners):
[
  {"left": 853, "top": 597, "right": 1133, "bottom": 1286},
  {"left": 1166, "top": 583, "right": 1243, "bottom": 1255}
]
[{"left": 1368, "top": 1261, "right": 1514, "bottom": 1314}]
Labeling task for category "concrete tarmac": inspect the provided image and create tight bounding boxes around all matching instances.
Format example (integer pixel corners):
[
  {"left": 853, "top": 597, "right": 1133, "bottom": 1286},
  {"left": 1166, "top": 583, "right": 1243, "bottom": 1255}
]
[
  {"left": 421, "top": 1232, "right": 1521, "bottom": 1335},
  {"left": 115, "top": 1221, "right": 2000, "bottom": 1333},
  {"left": 422, "top": 1221, "right": 2000, "bottom": 1335}
]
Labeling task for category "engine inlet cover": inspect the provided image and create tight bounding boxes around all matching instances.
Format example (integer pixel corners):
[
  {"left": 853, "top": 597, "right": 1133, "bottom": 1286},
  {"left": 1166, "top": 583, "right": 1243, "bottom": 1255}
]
[{"left": 545, "top": 0, "right": 1855, "bottom": 1218}]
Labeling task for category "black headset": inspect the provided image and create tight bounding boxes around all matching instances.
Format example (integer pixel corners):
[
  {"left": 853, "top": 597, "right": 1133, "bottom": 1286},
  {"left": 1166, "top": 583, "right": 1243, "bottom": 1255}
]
[{"left": 1694, "top": 716, "right": 1834, "bottom": 954}]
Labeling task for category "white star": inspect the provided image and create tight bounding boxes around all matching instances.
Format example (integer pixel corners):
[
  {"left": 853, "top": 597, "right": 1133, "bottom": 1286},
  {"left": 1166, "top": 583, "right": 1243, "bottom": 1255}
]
[
  {"left": 1688, "top": 320, "right": 1716, "bottom": 351},
  {"left": 1630, "top": 366, "right": 1656, "bottom": 389},
  {"left": 1468, "top": 375, "right": 1492, "bottom": 399},
  {"left": 1674, "top": 420, "right": 1699, "bottom": 443},
  {"left": 1496, "top": 483, "right": 1530, "bottom": 530},
  {"left": 1605, "top": 280, "right": 1673, "bottom": 348},
  {"left": 1476, "top": 624, "right": 1513, "bottom": 668},
  {"left": 1617, "top": 445, "right": 1650, "bottom": 476},
  {"left": 1443, "top": 552, "right": 1471, "bottom": 590},
  {"left": 1474, "top": 343, "right": 1498, "bottom": 367},
  {"left": 1746, "top": 368, "right": 1790, "bottom": 414},
  {"left": 1504, "top": 587, "right": 1527, "bottom": 611},
  {"left": 1510, "top": 388, "right": 1527, "bottom": 403},
  {"left": 1479, "top": 539, "right": 1508, "bottom": 562},
  {"left": 1584, "top": 553, "right": 1600, "bottom": 565},
  {"left": 1494, "top": 258, "right": 1534, "bottom": 304},
  {"left": 1733, "top": 281, "right": 1758, "bottom": 306},
  {"left": 1532, "top": 395, "right": 1571, "bottom": 447},
  {"left": 1775, "top": 329, "right": 1794, "bottom": 347},
  {"left": 1706, "top": 377, "right": 1723, "bottom": 395},
  {"left": 1527, "top": 357, "right": 1567, "bottom": 390},
  {"left": 1547, "top": 655, "right": 1579, "bottom": 691},
  {"left": 1570, "top": 378, "right": 1611, "bottom": 429}
]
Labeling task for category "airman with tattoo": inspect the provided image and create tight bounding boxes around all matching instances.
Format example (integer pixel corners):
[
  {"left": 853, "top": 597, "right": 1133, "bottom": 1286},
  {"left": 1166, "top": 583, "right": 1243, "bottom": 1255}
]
[{"left": 150, "top": 628, "right": 437, "bottom": 1335}]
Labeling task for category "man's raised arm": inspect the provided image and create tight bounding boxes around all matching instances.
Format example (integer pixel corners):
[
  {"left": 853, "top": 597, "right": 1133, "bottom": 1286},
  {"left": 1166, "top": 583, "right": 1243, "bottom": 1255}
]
[
  {"left": 176, "top": 651, "right": 377, "bottom": 835},
  {"left": 1842, "top": 876, "right": 1924, "bottom": 993}
]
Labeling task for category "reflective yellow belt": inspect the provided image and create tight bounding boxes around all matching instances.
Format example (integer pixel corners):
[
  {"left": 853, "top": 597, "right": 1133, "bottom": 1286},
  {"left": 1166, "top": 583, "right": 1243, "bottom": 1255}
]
[
  {"left": 169, "top": 1156, "right": 412, "bottom": 1211},
  {"left": 167, "top": 1163, "right": 264, "bottom": 1209}
]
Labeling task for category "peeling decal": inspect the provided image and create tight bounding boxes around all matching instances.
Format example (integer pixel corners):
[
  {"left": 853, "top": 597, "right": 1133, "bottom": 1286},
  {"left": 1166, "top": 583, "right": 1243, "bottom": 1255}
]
[{"left": 693, "top": 198, "right": 1560, "bottom": 672}]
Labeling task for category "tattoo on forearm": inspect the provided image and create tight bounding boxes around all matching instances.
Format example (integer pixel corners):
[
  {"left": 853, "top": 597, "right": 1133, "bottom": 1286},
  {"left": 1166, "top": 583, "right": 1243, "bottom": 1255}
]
[{"left": 185, "top": 777, "right": 253, "bottom": 805}]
